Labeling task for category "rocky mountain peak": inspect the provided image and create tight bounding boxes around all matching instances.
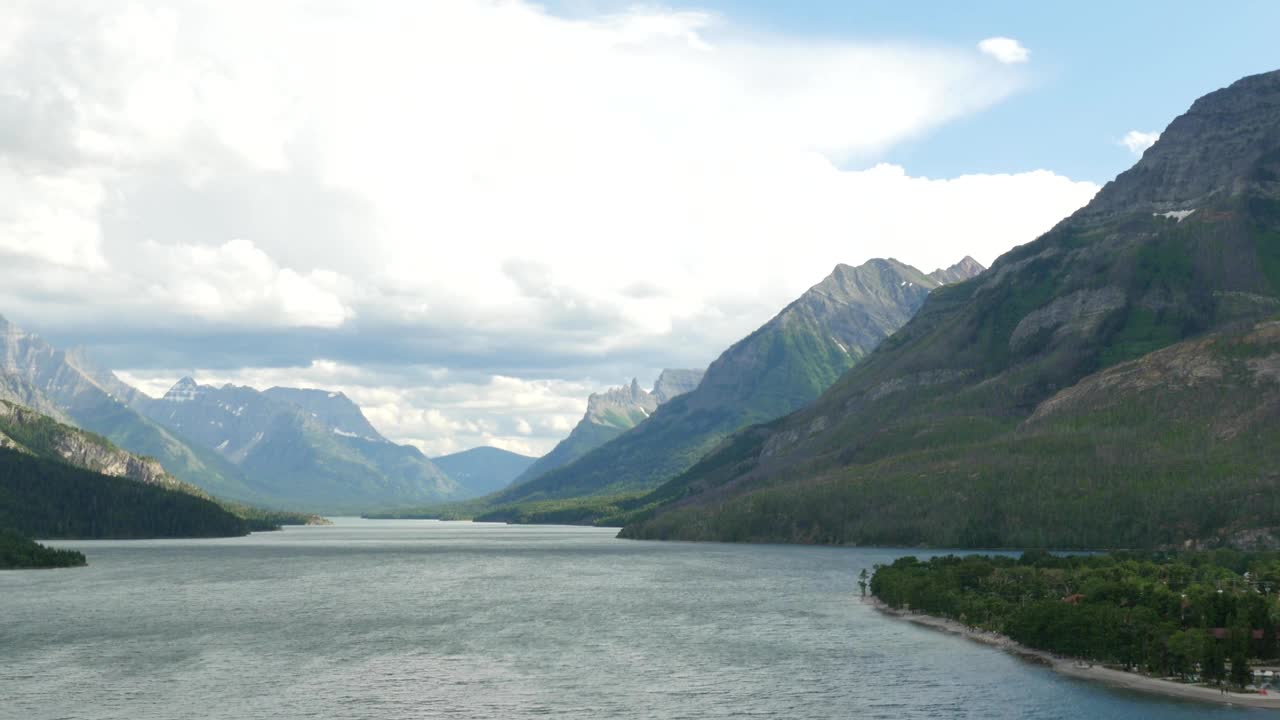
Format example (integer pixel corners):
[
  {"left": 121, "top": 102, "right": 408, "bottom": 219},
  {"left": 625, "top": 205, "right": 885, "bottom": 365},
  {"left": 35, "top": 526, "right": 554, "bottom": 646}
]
[
  {"left": 584, "top": 379, "right": 658, "bottom": 428},
  {"left": 1080, "top": 69, "right": 1280, "bottom": 222},
  {"left": 162, "top": 376, "right": 205, "bottom": 403}
]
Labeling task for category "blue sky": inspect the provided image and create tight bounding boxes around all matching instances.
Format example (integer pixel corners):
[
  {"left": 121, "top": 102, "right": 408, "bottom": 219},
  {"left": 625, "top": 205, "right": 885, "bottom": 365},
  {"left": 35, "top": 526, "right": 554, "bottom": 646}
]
[{"left": 552, "top": 0, "right": 1280, "bottom": 182}]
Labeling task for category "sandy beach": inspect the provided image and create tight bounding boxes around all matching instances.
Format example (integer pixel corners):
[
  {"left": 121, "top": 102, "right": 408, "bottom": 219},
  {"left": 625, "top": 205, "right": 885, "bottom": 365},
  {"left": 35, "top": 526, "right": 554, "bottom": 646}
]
[{"left": 870, "top": 597, "right": 1280, "bottom": 709}]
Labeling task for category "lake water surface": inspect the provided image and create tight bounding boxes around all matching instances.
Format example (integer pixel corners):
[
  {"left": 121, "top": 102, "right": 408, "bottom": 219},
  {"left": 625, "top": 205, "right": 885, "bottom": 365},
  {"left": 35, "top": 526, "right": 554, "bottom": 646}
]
[{"left": 0, "top": 519, "right": 1263, "bottom": 719}]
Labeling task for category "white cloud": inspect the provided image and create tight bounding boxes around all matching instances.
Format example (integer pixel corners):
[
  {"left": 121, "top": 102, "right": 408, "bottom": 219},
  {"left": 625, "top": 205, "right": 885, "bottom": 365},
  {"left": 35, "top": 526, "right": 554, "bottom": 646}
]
[
  {"left": 977, "top": 37, "right": 1030, "bottom": 64},
  {"left": 1121, "top": 130, "right": 1160, "bottom": 156},
  {"left": 1, "top": 2, "right": 1099, "bottom": 454}
]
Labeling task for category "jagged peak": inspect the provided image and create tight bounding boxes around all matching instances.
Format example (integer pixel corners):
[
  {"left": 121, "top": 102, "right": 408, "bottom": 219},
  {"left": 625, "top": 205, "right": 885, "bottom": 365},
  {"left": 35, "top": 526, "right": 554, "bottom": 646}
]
[
  {"left": 162, "top": 376, "right": 205, "bottom": 403},
  {"left": 928, "top": 256, "right": 987, "bottom": 285}
]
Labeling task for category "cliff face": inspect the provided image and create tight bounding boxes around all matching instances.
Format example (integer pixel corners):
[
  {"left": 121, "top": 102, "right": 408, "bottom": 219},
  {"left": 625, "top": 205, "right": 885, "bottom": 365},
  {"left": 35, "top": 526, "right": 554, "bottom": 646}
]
[{"left": 0, "top": 399, "right": 206, "bottom": 496}]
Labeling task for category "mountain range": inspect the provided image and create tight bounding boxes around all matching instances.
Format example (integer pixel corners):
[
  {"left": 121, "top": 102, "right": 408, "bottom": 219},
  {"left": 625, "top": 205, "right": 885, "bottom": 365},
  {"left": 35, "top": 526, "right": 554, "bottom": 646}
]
[
  {"left": 619, "top": 69, "right": 1280, "bottom": 550},
  {"left": 134, "top": 378, "right": 457, "bottom": 512},
  {"left": 489, "top": 256, "right": 984, "bottom": 507},
  {"left": 0, "top": 315, "right": 528, "bottom": 513}
]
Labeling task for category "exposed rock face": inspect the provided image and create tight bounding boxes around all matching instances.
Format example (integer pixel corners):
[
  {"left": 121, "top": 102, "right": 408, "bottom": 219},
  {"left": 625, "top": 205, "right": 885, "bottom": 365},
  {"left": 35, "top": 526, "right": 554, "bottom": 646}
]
[
  {"left": 584, "top": 379, "right": 658, "bottom": 428},
  {"left": 0, "top": 399, "right": 201, "bottom": 495},
  {"left": 496, "top": 256, "right": 984, "bottom": 504},
  {"left": 1008, "top": 287, "right": 1127, "bottom": 352},
  {"left": 1081, "top": 71, "right": 1280, "bottom": 222}
]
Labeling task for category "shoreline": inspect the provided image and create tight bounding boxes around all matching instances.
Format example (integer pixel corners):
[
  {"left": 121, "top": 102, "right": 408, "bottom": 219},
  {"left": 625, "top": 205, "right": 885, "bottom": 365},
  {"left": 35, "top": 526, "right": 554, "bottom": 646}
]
[{"left": 869, "top": 597, "right": 1280, "bottom": 710}]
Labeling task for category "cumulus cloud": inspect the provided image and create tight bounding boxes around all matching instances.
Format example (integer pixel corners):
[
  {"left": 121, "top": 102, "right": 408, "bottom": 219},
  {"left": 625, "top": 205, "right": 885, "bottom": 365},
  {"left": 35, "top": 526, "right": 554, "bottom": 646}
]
[
  {"left": 0, "top": 1, "right": 1098, "bottom": 454},
  {"left": 977, "top": 37, "right": 1030, "bottom": 64},
  {"left": 1121, "top": 130, "right": 1161, "bottom": 156}
]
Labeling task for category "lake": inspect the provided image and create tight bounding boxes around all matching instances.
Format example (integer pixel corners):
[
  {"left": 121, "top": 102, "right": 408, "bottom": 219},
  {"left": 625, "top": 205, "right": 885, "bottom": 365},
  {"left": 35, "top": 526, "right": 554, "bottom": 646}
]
[{"left": 0, "top": 519, "right": 1261, "bottom": 719}]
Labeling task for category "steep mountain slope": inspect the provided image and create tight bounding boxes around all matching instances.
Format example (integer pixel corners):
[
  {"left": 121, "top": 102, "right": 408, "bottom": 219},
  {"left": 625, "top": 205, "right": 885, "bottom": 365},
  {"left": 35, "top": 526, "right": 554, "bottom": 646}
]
[
  {"left": 621, "top": 69, "right": 1280, "bottom": 548},
  {"left": 432, "top": 446, "right": 537, "bottom": 498},
  {"left": 495, "top": 257, "right": 982, "bottom": 504},
  {"left": 143, "top": 378, "right": 457, "bottom": 512},
  {"left": 511, "top": 369, "right": 704, "bottom": 487},
  {"left": 0, "top": 316, "right": 259, "bottom": 501}
]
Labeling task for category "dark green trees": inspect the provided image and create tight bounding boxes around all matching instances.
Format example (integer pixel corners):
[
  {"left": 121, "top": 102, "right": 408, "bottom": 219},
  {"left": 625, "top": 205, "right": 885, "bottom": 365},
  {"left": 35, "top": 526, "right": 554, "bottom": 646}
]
[
  {"left": 872, "top": 551, "right": 1280, "bottom": 683},
  {"left": 0, "top": 528, "right": 86, "bottom": 569}
]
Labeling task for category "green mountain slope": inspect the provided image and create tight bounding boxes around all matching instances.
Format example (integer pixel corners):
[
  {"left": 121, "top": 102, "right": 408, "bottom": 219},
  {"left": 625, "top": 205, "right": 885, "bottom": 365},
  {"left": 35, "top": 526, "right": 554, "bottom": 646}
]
[
  {"left": 493, "top": 257, "right": 981, "bottom": 505},
  {"left": 432, "top": 446, "right": 537, "bottom": 498},
  {"left": 621, "top": 69, "right": 1280, "bottom": 549}
]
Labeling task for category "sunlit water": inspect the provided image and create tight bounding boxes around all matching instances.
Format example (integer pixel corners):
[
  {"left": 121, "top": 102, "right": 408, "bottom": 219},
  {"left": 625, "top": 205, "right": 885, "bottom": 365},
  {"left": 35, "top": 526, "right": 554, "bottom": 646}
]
[{"left": 0, "top": 519, "right": 1262, "bottom": 719}]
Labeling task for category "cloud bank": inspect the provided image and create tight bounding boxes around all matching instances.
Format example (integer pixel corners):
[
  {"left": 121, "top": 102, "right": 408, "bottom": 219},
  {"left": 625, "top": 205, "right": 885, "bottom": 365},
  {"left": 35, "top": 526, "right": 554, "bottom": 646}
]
[{"left": 0, "top": 1, "right": 1099, "bottom": 454}]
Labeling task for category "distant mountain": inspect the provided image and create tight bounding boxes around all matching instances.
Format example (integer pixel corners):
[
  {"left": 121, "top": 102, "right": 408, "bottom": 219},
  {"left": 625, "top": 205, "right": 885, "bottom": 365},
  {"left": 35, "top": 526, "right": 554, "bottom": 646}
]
[
  {"left": 493, "top": 256, "right": 983, "bottom": 504},
  {"left": 141, "top": 377, "right": 457, "bottom": 512},
  {"left": 0, "top": 316, "right": 260, "bottom": 502},
  {"left": 621, "top": 70, "right": 1280, "bottom": 549},
  {"left": 510, "top": 369, "right": 704, "bottom": 488},
  {"left": 432, "top": 446, "right": 537, "bottom": 498}
]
